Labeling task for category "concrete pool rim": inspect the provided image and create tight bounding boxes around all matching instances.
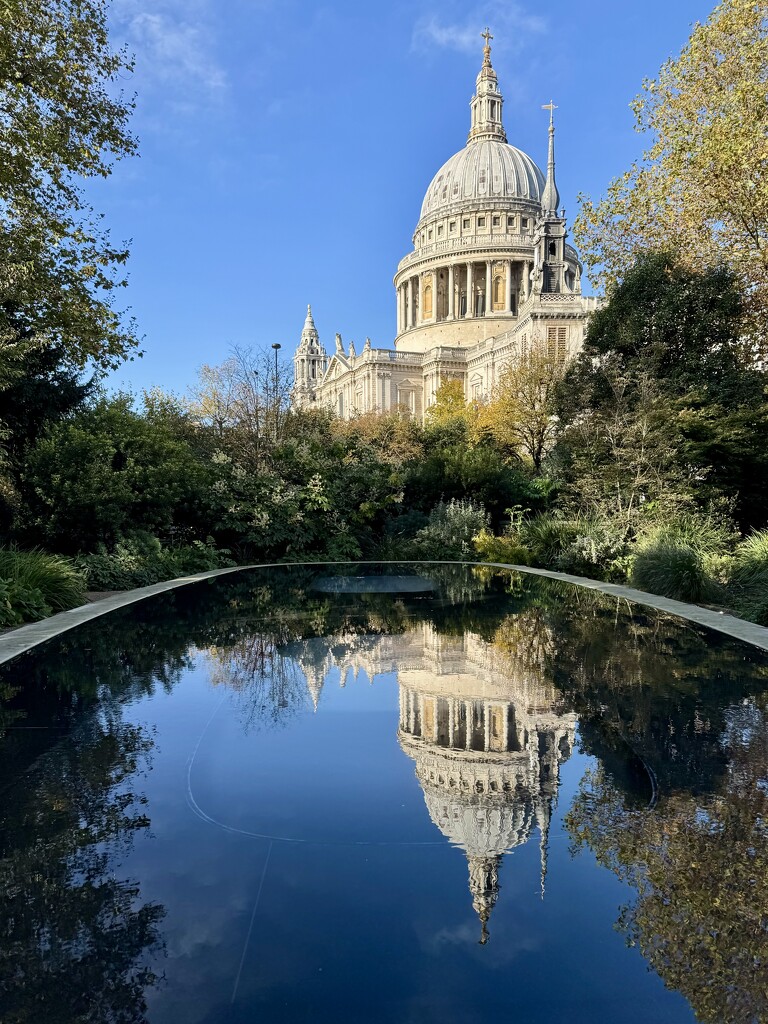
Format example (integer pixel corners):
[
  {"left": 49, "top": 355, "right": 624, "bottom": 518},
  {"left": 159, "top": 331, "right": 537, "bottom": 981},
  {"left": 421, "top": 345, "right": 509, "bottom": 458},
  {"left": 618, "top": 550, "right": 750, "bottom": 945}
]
[{"left": 1, "top": 559, "right": 767, "bottom": 667}]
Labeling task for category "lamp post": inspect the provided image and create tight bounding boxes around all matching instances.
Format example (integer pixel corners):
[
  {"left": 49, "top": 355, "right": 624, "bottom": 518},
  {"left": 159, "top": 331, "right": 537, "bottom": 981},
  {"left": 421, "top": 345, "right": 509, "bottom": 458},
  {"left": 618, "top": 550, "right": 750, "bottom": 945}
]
[{"left": 271, "top": 343, "right": 281, "bottom": 441}]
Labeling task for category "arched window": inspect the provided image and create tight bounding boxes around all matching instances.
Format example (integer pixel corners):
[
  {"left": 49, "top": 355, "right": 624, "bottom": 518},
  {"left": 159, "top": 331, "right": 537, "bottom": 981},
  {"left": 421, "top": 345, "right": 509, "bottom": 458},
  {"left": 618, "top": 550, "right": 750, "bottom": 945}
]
[{"left": 423, "top": 283, "right": 433, "bottom": 317}]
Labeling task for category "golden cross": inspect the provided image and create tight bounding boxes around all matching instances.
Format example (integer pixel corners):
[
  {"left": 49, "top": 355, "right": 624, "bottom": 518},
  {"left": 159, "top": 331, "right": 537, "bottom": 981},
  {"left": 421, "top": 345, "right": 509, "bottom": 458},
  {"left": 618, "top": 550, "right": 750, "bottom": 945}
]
[
  {"left": 482, "top": 27, "right": 493, "bottom": 48},
  {"left": 542, "top": 99, "right": 558, "bottom": 124}
]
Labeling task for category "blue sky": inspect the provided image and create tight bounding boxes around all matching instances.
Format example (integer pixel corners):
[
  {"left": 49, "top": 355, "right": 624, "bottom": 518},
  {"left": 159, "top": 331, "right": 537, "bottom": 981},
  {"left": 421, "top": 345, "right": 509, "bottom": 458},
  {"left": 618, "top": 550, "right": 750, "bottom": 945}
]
[{"left": 100, "top": 0, "right": 713, "bottom": 397}]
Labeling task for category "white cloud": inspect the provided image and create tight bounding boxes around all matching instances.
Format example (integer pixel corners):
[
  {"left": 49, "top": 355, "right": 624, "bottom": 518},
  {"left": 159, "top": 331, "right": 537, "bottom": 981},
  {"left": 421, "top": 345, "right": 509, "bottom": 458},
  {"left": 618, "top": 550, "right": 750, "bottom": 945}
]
[
  {"left": 412, "top": 2, "right": 546, "bottom": 56},
  {"left": 112, "top": 0, "right": 226, "bottom": 99}
]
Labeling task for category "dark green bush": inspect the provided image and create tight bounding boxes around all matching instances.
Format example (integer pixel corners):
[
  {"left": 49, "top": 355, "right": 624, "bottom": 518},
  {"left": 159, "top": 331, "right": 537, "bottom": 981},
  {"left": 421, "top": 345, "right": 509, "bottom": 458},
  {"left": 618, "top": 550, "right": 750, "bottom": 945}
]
[
  {"left": 726, "top": 529, "right": 768, "bottom": 624},
  {"left": 630, "top": 538, "right": 718, "bottom": 603},
  {"left": 0, "top": 548, "right": 86, "bottom": 615},
  {"left": 74, "top": 537, "right": 235, "bottom": 591}
]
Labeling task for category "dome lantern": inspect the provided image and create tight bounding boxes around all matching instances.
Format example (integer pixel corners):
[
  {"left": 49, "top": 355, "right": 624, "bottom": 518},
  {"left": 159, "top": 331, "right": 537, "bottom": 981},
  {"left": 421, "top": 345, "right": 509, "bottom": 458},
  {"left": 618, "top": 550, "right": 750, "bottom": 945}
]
[{"left": 468, "top": 29, "right": 507, "bottom": 144}]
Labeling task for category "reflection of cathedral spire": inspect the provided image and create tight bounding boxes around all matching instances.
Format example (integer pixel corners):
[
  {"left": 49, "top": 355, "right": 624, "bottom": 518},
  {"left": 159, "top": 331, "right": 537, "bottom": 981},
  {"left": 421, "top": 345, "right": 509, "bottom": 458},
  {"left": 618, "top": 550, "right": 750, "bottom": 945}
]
[
  {"left": 468, "top": 854, "right": 501, "bottom": 944},
  {"left": 536, "top": 795, "right": 553, "bottom": 900}
]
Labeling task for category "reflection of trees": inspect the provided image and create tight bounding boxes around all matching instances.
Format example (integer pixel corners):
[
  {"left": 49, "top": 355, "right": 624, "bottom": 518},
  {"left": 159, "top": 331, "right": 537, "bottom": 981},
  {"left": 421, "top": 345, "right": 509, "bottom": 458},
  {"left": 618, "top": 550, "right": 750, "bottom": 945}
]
[
  {"left": 0, "top": 716, "right": 165, "bottom": 1023},
  {"left": 205, "top": 634, "right": 310, "bottom": 732},
  {"left": 567, "top": 698, "right": 768, "bottom": 1024},
  {"left": 537, "top": 587, "right": 768, "bottom": 795}
]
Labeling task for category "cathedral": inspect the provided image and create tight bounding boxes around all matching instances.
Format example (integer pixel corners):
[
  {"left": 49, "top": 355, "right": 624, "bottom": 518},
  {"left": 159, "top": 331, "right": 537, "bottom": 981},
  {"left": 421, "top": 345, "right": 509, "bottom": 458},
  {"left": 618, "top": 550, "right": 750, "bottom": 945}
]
[{"left": 292, "top": 31, "right": 597, "bottom": 419}]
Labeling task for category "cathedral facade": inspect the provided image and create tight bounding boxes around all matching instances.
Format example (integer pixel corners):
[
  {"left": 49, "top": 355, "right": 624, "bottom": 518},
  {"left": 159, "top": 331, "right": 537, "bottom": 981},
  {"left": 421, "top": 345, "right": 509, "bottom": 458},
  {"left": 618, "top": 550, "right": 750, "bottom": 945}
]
[{"left": 292, "top": 33, "right": 597, "bottom": 419}]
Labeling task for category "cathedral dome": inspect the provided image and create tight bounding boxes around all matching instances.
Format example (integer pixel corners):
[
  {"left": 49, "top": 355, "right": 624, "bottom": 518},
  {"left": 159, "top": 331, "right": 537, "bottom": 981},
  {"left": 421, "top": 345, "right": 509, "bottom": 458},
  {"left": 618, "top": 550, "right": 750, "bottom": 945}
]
[
  {"left": 419, "top": 140, "right": 545, "bottom": 222},
  {"left": 423, "top": 786, "right": 535, "bottom": 856}
]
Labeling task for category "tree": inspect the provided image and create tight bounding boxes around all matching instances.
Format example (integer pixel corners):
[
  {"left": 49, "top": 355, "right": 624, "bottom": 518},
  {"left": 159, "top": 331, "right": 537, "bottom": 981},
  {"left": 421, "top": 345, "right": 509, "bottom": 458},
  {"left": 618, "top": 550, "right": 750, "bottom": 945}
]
[
  {"left": 19, "top": 394, "right": 214, "bottom": 552},
  {"left": 557, "top": 253, "right": 768, "bottom": 530},
  {"left": 0, "top": 0, "right": 138, "bottom": 372},
  {"left": 476, "top": 347, "right": 565, "bottom": 471},
  {"left": 425, "top": 378, "right": 471, "bottom": 427},
  {"left": 187, "top": 346, "right": 293, "bottom": 466},
  {"left": 574, "top": 0, "right": 768, "bottom": 328}
]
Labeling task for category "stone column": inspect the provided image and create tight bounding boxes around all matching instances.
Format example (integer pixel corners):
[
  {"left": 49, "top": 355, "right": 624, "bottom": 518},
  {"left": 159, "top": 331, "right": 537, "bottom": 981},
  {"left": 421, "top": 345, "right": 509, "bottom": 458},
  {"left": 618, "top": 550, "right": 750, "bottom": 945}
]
[
  {"left": 485, "top": 261, "right": 492, "bottom": 316},
  {"left": 383, "top": 371, "right": 392, "bottom": 411},
  {"left": 466, "top": 262, "right": 473, "bottom": 318},
  {"left": 484, "top": 702, "right": 491, "bottom": 751},
  {"left": 448, "top": 264, "right": 455, "bottom": 320},
  {"left": 407, "top": 277, "right": 413, "bottom": 328},
  {"left": 523, "top": 261, "right": 531, "bottom": 301},
  {"left": 506, "top": 260, "right": 514, "bottom": 312},
  {"left": 418, "top": 274, "right": 424, "bottom": 325}
]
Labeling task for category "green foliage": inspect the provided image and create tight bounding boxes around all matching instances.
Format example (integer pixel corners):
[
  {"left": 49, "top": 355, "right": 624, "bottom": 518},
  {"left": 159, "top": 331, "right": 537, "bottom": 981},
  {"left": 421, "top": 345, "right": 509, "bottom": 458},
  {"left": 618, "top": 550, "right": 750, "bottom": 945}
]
[
  {"left": 517, "top": 514, "right": 583, "bottom": 566},
  {"left": 0, "top": 547, "right": 86, "bottom": 624},
  {"left": 630, "top": 537, "right": 719, "bottom": 603},
  {"left": 726, "top": 529, "right": 768, "bottom": 624},
  {"left": 74, "top": 536, "right": 235, "bottom": 591},
  {"left": 424, "top": 379, "right": 470, "bottom": 426},
  {"left": 20, "top": 394, "right": 215, "bottom": 552},
  {"left": 0, "top": 0, "right": 139, "bottom": 371},
  {"left": 573, "top": 0, "right": 768, "bottom": 331},
  {"left": 472, "top": 528, "right": 531, "bottom": 566},
  {"left": 557, "top": 253, "right": 768, "bottom": 531},
  {"left": 574, "top": 253, "right": 750, "bottom": 402},
  {"left": 409, "top": 499, "right": 490, "bottom": 561}
]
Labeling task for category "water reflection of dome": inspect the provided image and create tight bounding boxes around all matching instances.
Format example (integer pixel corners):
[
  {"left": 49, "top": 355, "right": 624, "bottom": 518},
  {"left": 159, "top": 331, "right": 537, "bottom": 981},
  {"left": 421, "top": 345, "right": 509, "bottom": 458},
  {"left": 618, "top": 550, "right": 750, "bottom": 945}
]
[
  {"left": 398, "top": 660, "right": 575, "bottom": 943},
  {"left": 282, "top": 617, "right": 576, "bottom": 943}
]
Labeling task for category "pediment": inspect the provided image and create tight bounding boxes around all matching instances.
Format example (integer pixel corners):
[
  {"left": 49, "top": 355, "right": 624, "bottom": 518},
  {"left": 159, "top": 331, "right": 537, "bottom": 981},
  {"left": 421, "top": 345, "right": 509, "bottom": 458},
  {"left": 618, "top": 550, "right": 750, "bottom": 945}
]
[{"left": 325, "top": 354, "right": 349, "bottom": 378}]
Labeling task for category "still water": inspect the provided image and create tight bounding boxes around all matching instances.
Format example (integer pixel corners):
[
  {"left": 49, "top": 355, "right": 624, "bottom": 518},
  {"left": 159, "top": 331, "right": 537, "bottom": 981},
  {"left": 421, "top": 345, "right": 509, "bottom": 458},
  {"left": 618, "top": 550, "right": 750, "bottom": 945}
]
[{"left": 1, "top": 563, "right": 767, "bottom": 1024}]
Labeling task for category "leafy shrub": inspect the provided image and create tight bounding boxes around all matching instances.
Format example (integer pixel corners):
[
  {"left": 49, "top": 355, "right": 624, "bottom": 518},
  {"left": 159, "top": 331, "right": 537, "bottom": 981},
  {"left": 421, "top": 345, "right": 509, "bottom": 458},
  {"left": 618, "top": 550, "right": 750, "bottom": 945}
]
[
  {"left": 554, "top": 520, "right": 627, "bottom": 579},
  {"left": 74, "top": 536, "right": 235, "bottom": 591},
  {"left": 0, "top": 548, "right": 86, "bottom": 614},
  {"left": 473, "top": 528, "right": 531, "bottom": 566},
  {"left": 630, "top": 537, "right": 718, "bottom": 603},
  {"left": 636, "top": 510, "right": 733, "bottom": 557},
  {"left": 726, "top": 529, "right": 768, "bottom": 624},
  {"left": 517, "top": 514, "right": 583, "bottom": 566},
  {"left": 410, "top": 499, "right": 490, "bottom": 560}
]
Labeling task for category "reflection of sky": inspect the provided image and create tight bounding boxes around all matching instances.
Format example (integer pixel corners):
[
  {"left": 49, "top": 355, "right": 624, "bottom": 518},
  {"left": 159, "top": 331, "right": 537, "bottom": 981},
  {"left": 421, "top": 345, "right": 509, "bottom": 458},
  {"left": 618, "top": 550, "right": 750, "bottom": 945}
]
[{"left": 115, "top": 655, "right": 696, "bottom": 1024}]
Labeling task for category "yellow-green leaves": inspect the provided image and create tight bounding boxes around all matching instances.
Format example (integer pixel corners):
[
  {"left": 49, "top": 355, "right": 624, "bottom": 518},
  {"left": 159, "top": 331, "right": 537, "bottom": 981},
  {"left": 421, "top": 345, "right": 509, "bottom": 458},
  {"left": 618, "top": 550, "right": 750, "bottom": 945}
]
[{"left": 574, "top": 0, "right": 768, "bottom": 330}]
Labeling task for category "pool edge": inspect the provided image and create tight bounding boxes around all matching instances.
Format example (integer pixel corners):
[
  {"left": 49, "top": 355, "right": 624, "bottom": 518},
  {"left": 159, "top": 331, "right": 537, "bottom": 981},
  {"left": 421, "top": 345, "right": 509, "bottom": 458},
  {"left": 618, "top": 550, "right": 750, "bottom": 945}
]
[{"left": 1, "top": 559, "right": 767, "bottom": 667}]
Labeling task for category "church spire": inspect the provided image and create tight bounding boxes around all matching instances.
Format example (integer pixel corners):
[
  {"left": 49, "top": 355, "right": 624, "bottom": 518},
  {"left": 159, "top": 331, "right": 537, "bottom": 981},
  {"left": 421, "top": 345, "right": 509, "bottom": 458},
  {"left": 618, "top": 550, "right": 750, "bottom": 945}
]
[
  {"left": 541, "top": 101, "right": 560, "bottom": 215},
  {"left": 303, "top": 303, "right": 316, "bottom": 334},
  {"left": 468, "top": 29, "right": 507, "bottom": 144}
]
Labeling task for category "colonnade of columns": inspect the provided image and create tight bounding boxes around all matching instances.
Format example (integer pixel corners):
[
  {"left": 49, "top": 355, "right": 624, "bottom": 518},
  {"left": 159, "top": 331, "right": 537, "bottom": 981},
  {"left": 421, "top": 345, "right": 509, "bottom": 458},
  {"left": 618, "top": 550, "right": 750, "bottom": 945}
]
[
  {"left": 397, "top": 258, "right": 532, "bottom": 334},
  {"left": 398, "top": 687, "right": 523, "bottom": 754}
]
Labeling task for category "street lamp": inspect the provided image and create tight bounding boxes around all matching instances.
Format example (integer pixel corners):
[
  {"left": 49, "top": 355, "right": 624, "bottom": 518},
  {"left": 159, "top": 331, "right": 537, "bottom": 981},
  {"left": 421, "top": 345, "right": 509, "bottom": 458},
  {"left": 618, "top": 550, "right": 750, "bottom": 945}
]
[{"left": 271, "top": 343, "right": 281, "bottom": 441}]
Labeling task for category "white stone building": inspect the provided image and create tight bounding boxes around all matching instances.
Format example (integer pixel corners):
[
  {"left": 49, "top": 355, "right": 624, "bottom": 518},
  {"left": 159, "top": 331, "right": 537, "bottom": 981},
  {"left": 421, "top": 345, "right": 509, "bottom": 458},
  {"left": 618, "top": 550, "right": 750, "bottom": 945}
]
[{"left": 292, "top": 32, "right": 597, "bottom": 419}]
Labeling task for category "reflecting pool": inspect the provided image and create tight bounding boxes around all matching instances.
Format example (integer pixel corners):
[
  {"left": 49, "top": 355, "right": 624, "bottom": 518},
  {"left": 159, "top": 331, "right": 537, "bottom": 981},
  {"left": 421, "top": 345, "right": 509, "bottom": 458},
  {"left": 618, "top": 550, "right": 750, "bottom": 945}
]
[{"left": 1, "top": 563, "right": 767, "bottom": 1023}]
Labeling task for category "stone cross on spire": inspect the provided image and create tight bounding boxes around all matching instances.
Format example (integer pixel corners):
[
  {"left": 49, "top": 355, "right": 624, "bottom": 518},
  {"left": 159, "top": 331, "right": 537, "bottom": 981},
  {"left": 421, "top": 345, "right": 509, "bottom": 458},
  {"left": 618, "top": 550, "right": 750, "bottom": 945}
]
[
  {"left": 542, "top": 99, "right": 558, "bottom": 126},
  {"left": 481, "top": 28, "right": 493, "bottom": 66}
]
